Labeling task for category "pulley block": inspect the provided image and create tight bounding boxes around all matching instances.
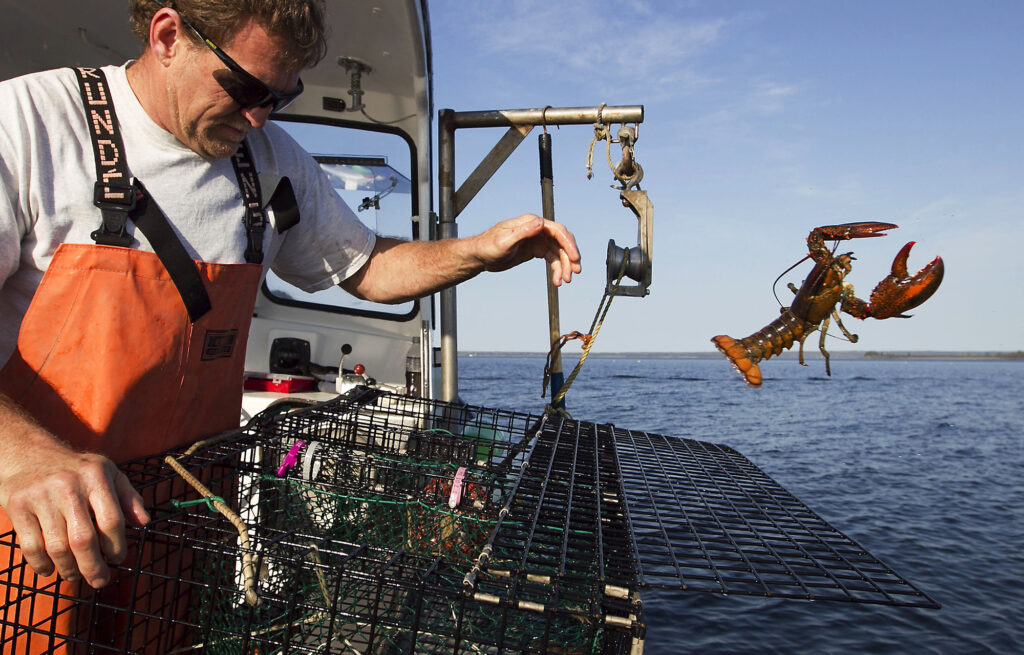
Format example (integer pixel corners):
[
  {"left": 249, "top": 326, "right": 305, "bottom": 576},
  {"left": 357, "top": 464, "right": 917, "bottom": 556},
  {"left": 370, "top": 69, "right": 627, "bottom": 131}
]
[{"left": 606, "top": 189, "right": 653, "bottom": 297}]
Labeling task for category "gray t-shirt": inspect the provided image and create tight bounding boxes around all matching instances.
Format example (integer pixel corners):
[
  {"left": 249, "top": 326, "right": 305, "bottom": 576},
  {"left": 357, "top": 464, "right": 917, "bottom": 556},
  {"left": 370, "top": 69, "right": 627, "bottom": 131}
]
[{"left": 0, "top": 64, "right": 376, "bottom": 362}]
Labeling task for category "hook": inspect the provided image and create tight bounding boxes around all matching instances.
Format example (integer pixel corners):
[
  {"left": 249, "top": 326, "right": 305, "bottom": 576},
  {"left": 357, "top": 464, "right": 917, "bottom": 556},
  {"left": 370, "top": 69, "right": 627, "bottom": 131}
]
[{"left": 541, "top": 105, "right": 552, "bottom": 134}]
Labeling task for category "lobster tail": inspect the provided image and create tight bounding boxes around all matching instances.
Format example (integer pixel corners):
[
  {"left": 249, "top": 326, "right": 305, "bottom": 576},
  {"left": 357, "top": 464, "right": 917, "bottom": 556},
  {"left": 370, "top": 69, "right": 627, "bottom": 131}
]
[
  {"left": 711, "top": 335, "right": 763, "bottom": 387},
  {"left": 712, "top": 310, "right": 814, "bottom": 388}
]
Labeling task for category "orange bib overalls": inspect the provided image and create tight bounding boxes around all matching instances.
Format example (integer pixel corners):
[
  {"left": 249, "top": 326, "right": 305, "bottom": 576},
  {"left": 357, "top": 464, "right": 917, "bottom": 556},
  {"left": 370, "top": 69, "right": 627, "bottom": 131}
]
[{"left": 0, "top": 66, "right": 290, "bottom": 653}]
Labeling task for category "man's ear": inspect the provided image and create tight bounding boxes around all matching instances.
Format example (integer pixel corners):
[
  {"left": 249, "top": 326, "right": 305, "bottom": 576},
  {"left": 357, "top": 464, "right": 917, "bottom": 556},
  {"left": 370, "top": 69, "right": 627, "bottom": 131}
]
[{"left": 149, "top": 8, "right": 185, "bottom": 66}]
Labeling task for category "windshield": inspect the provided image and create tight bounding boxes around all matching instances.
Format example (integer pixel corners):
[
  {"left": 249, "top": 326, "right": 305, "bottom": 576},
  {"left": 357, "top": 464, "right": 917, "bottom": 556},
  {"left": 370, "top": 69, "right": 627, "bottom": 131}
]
[{"left": 265, "top": 120, "right": 417, "bottom": 318}]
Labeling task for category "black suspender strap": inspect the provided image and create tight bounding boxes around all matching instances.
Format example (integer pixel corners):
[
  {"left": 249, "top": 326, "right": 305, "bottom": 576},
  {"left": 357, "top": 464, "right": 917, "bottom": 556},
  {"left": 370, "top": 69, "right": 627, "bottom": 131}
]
[
  {"left": 73, "top": 67, "right": 135, "bottom": 247},
  {"left": 230, "top": 142, "right": 267, "bottom": 265},
  {"left": 229, "top": 148, "right": 301, "bottom": 263},
  {"left": 130, "top": 180, "right": 213, "bottom": 321},
  {"left": 72, "top": 66, "right": 212, "bottom": 323}
]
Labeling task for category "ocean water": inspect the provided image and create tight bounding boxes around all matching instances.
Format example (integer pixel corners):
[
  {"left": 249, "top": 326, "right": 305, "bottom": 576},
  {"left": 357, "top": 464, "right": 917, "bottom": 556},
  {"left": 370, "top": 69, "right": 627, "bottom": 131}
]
[{"left": 457, "top": 354, "right": 1024, "bottom": 655}]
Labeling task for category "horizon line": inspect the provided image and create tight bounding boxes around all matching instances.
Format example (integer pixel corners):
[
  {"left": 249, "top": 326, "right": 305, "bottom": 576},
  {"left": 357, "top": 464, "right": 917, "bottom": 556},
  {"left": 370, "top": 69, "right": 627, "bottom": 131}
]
[{"left": 458, "top": 350, "right": 1024, "bottom": 358}]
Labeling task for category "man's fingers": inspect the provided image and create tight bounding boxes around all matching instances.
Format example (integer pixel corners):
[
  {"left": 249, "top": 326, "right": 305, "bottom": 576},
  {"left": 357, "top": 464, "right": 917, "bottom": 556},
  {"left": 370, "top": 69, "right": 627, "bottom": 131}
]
[
  {"left": 9, "top": 474, "right": 96, "bottom": 584},
  {"left": 7, "top": 511, "right": 55, "bottom": 578},
  {"left": 559, "top": 246, "right": 573, "bottom": 283},
  {"left": 91, "top": 478, "right": 129, "bottom": 565},
  {"left": 1, "top": 453, "right": 137, "bottom": 588},
  {"left": 544, "top": 222, "right": 581, "bottom": 285},
  {"left": 545, "top": 236, "right": 576, "bottom": 286},
  {"left": 35, "top": 507, "right": 84, "bottom": 584},
  {"left": 114, "top": 470, "right": 150, "bottom": 527},
  {"left": 539, "top": 218, "right": 581, "bottom": 265},
  {"left": 63, "top": 500, "right": 111, "bottom": 588}
]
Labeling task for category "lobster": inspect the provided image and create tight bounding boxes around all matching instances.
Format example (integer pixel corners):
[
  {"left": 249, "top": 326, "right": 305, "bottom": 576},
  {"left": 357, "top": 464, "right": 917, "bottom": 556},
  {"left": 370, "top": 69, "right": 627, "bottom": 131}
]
[{"left": 712, "top": 222, "right": 944, "bottom": 387}]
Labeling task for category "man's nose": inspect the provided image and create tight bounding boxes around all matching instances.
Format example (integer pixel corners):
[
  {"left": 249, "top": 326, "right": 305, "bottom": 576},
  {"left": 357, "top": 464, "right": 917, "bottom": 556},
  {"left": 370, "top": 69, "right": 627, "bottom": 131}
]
[{"left": 241, "top": 104, "right": 273, "bottom": 128}]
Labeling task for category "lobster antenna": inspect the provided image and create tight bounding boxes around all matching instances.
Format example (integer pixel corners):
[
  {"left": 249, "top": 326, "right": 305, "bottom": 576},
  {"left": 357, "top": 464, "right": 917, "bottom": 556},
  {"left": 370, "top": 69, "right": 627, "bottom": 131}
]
[{"left": 772, "top": 254, "right": 812, "bottom": 307}]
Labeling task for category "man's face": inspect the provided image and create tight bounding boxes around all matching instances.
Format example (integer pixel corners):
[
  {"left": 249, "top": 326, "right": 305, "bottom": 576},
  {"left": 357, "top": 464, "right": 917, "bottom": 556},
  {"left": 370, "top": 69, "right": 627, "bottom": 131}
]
[{"left": 167, "top": 16, "right": 302, "bottom": 159}]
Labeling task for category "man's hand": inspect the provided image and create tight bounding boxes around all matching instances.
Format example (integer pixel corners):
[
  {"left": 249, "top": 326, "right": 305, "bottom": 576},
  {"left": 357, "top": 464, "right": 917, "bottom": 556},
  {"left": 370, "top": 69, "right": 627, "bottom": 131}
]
[
  {"left": 469, "top": 214, "right": 582, "bottom": 286},
  {"left": 0, "top": 434, "right": 149, "bottom": 589}
]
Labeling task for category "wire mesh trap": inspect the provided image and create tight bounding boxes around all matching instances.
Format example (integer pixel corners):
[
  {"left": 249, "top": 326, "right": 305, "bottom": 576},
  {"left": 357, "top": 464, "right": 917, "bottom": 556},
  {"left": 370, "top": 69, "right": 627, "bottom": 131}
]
[{"left": 1, "top": 387, "right": 937, "bottom": 654}]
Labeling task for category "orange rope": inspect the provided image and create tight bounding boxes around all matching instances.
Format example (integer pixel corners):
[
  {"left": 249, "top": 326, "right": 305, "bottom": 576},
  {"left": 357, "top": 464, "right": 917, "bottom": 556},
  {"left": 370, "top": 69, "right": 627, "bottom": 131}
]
[{"left": 542, "top": 331, "right": 592, "bottom": 397}]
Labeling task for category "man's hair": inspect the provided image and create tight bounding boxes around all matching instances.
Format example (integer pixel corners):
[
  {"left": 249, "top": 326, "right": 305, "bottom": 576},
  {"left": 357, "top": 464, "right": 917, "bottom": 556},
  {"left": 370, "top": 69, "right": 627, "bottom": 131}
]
[{"left": 129, "top": 0, "right": 328, "bottom": 70}]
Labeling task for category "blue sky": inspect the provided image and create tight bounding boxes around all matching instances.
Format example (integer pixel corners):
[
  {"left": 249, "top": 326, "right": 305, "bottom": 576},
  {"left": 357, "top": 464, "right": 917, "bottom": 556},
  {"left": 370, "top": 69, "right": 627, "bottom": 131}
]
[{"left": 429, "top": 0, "right": 1023, "bottom": 353}]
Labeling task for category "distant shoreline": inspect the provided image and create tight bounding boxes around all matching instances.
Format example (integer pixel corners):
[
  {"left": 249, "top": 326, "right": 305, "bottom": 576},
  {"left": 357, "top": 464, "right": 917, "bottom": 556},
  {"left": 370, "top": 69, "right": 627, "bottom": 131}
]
[{"left": 460, "top": 351, "right": 1024, "bottom": 360}]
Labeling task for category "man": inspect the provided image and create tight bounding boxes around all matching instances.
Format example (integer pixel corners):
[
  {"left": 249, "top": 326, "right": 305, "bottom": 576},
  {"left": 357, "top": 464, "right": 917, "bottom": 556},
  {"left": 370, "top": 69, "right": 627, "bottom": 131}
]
[{"left": 0, "top": 0, "right": 579, "bottom": 613}]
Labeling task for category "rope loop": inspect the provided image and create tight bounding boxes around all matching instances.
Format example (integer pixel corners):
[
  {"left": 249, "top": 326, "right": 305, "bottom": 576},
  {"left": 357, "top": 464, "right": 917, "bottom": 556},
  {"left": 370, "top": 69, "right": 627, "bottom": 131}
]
[
  {"left": 584, "top": 103, "right": 643, "bottom": 190},
  {"left": 541, "top": 250, "right": 630, "bottom": 414},
  {"left": 585, "top": 103, "right": 609, "bottom": 179},
  {"left": 541, "top": 331, "right": 592, "bottom": 399},
  {"left": 543, "top": 403, "right": 573, "bottom": 420},
  {"left": 165, "top": 454, "right": 262, "bottom": 607}
]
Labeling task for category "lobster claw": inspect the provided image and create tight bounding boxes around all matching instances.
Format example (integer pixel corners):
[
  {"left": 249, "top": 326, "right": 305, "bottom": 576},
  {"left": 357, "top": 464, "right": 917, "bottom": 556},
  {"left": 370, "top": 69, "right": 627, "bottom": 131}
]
[
  {"left": 864, "top": 241, "right": 944, "bottom": 319},
  {"left": 809, "top": 221, "right": 898, "bottom": 242}
]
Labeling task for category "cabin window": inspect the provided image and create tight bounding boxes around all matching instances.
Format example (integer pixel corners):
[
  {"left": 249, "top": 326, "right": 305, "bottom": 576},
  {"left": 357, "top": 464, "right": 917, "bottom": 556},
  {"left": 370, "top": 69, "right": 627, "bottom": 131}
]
[{"left": 263, "top": 120, "right": 417, "bottom": 319}]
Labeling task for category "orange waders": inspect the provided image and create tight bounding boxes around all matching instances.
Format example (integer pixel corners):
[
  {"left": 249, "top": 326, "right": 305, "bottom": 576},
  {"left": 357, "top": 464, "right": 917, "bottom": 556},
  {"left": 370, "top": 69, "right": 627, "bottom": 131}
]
[{"left": 0, "top": 67, "right": 290, "bottom": 653}]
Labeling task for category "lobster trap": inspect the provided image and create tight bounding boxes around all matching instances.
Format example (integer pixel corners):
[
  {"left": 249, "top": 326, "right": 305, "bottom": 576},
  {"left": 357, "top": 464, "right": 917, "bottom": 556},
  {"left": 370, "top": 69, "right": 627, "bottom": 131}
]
[{"left": 0, "top": 387, "right": 938, "bottom": 654}]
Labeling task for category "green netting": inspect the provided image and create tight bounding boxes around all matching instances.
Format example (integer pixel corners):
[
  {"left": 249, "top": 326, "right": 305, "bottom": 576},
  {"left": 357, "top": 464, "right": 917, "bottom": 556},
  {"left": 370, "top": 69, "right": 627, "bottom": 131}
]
[
  {"left": 261, "top": 455, "right": 500, "bottom": 566},
  {"left": 177, "top": 450, "right": 611, "bottom": 654},
  {"left": 182, "top": 535, "right": 607, "bottom": 654}
]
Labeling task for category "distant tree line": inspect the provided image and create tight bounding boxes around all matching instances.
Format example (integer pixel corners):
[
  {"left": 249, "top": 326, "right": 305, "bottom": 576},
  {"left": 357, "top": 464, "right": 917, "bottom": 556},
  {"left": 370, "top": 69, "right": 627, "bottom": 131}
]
[{"left": 863, "top": 351, "right": 1024, "bottom": 359}]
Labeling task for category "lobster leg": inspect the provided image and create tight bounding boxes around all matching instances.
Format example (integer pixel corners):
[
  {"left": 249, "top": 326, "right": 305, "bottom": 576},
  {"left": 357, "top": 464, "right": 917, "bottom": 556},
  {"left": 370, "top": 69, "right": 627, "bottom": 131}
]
[
  {"left": 789, "top": 282, "right": 812, "bottom": 368},
  {"left": 824, "top": 307, "right": 860, "bottom": 377},
  {"left": 830, "top": 308, "right": 860, "bottom": 344},
  {"left": 817, "top": 317, "right": 831, "bottom": 376},
  {"left": 817, "top": 308, "right": 865, "bottom": 377},
  {"left": 797, "top": 325, "right": 814, "bottom": 367}
]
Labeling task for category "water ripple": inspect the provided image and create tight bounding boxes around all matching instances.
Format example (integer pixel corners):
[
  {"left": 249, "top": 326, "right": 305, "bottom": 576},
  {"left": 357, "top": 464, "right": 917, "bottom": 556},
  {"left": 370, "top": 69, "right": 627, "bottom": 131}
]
[{"left": 459, "top": 356, "right": 1024, "bottom": 654}]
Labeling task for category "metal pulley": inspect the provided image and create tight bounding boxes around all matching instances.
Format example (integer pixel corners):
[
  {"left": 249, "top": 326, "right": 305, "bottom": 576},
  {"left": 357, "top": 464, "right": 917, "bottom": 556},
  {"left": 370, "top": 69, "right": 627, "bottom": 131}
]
[
  {"left": 601, "top": 125, "right": 653, "bottom": 297},
  {"left": 606, "top": 189, "right": 653, "bottom": 296}
]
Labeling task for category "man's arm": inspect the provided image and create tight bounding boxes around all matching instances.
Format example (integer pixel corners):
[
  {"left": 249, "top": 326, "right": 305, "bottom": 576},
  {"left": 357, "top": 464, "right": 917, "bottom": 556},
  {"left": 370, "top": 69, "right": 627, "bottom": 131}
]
[
  {"left": 341, "top": 214, "right": 581, "bottom": 303},
  {"left": 0, "top": 394, "right": 149, "bottom": 588}
]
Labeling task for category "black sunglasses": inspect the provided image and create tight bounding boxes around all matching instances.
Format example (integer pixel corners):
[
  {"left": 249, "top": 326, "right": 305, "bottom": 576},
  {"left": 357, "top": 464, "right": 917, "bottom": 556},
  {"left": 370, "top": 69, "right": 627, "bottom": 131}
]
[{"left": 150, "top": 1, "right": 304, "bottom": 112}]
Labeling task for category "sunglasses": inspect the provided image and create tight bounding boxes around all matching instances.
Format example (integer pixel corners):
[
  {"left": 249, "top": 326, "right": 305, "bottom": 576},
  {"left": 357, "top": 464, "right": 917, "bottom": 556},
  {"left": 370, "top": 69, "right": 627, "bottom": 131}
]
[{"left": 150, "top": 1, "right": 304, "bottom": 112}]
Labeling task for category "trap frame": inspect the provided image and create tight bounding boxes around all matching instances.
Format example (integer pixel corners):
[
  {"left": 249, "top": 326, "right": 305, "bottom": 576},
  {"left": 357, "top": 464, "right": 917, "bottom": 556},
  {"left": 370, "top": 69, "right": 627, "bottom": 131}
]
[{"left": 0, "top": 387, "right": 937, "bottom": 654}]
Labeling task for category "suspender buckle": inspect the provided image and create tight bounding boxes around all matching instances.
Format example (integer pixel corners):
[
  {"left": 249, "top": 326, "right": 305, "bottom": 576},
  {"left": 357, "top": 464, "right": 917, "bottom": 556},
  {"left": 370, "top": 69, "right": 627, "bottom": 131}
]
[
  {"left": 93, "top": 181, "right": 139, "bottom": 212},
  {"left": 244, "top": 224, "right": 266, "bottom": 265},
  {"left": 90, "top": 224, "right": 133, "bottom": 247},
  {"left": 91, "top": 181, "right": 139, "bottom": 247}
]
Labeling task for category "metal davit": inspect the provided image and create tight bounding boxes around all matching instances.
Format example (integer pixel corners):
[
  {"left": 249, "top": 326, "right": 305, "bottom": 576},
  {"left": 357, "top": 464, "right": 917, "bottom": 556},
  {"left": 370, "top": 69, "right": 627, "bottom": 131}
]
[
  {"left": 436, "top": 104, "right": 651, "bottom": 403},
  {"left": 0, "top": 388, "right": 937, "bottom": 653}
]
